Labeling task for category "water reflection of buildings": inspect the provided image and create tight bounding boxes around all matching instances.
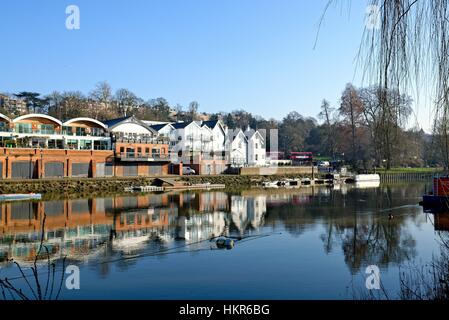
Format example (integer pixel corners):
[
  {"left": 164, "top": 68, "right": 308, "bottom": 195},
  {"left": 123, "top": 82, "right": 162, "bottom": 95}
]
[
  {"left": 0, "top": 195, "right": 176, "bottom": 264},
  {"left": 0, "top": 191, "right": 268, "bottom": 265},
  {"left": 231, "top": 195, "right": 266, "bottom": 232},
  {"left": 434, "top": 213, "right": 449, "bottom": 232}
]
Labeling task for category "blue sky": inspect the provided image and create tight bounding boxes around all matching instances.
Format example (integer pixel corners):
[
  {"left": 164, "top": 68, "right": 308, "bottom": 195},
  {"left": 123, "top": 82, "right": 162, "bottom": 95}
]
[{"left": 1, "top": 0, "right": 430, "bottom": 128}]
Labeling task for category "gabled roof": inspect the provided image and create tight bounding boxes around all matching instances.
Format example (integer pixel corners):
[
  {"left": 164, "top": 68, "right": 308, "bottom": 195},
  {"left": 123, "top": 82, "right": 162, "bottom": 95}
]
[
  {"left": 201, "top": 120, "right": 226, "bottom": 135},
  {"left": 245, "top": 129, "right": 265, "bottom": 142},
  {"left": 102, "top": 116, "right": 132, "bottom": 128},
  {"left": 227, "top": 129, "right": 248, "bottom": 143},
  {"left": 103, "top": 115, "right": 156, "bottom": 134},
  {"left": 149, "top": 123, "right": 174, "bottom": 132},
  {"left": 201, "top": 120, "right": 219, "bottom": 128},
  {"left": 171, "top": 121, "right": 201, "bottom": 130}
]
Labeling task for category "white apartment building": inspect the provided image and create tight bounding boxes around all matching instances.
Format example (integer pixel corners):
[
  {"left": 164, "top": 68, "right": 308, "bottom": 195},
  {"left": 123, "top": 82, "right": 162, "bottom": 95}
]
[
  {"left": 245, "top": 127, "right": 266, "bottom": 166},
  {"left": 226, "top": 129, "right": 248, "bottom": 167}
]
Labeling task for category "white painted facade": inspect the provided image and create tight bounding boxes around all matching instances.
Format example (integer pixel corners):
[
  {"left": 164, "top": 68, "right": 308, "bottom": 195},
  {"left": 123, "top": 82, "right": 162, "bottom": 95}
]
[
  {"left": 226, "top": 129, "right": 248, "bottom": 166},
  {"left": 110, "top": 123, "right": 153, "bottom": 137},
  {"left": 245, "top": 129, "right": 266, "bottom": 166},
  {"left": 171, "top": 121, "right": 203, "bottom": 155}
]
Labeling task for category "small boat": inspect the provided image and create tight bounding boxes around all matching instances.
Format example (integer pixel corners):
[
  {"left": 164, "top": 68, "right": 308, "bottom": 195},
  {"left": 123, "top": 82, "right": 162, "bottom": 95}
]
[
  {"left": 420, "top": 176, "right": 449, "bottom": 211},
  {"left": 262, "top": 181, "right": 279, "bottom": 188},
  {"left": 0, "top": 193, "right": 42, "bottom": 202},
  {"left": 354, "top": 174, "right": 380, "bottom": 182}
]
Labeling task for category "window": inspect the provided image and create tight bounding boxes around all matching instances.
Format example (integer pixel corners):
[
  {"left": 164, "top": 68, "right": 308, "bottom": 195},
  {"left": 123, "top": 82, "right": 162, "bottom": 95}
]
[
  {"left": 15, "top": 123, "right": 32, "bottom": 134},
  {"left": 39, "top": 124, "right": 55, "bottom": 134},
  {"left": 238, "top": 142, "right": 242, "bottom": 148},
  {"left": 62, "top": 126, "right": 73, "bottom": 135},
  {"left": 66, "top": 139, "right": 78, "bottom": 149},
  {"left": 79, "top": 140, "right": 92, "bottom": 150},
  {"left": 0, "top": 122, "right": 8, "bottom": 132},
  {"left": 120, "top": 147, "right": 125, "bottom": 153},
  {"left": 48, "top": 139, "right": 63, "bottom": 149},
  {"left": 145, "top": 148, "right": 150, "bottom": 154},
  {"left": 91, "top": 127, "right": 103, "bottom": 137},
  {"left": 76, "top": 127, "right": 86, "bottom": 136},
  {"left": 94, "top": 141, "right": 108, "bottom": 150},
  {"left": 255, "top": 154, "right": 258, "bottom": 161},
  {"left": 137, "top": 147, "right": 142, "bottom": 154},
  {"left": 255, "top": 143, "right": 259, "bottom": 149}
]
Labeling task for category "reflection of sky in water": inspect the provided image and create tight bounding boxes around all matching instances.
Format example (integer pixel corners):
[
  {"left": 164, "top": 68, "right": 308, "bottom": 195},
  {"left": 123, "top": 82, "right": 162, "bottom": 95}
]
[{"left": 0, "top": 182, "right": 446, "bottom": 299}]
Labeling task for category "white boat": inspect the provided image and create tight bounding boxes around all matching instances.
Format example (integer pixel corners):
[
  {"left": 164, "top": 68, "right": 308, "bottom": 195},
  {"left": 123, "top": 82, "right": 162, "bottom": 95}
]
[
  {"left": 262, "top": 181, "right": 279, "bottom": 188},
  {"left": 0, "top": 193, "right": 42, "bottom": 202},
  {"left": 354, "top": 174, "right": 380, "bottom": 182},
  {"left": 355, "top": 180, "right": 380, "bottom": 189}
]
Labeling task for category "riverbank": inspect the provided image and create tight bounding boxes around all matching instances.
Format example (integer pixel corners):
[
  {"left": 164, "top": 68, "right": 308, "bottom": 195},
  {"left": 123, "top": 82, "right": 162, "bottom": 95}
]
[
  {"left": 0, "top": 173, "right": 325, "bottom": 195},
  {"left": 0, "top": 170, "right": 439, "bottom": 195}
]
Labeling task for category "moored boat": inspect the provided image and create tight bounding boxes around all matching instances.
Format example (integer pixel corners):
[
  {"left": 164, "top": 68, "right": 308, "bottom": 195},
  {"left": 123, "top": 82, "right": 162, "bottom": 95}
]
[
  {"left": 0, "top": 193, "right": 42, "bottom": 202},
  {"left": 420, "top": 176, "right": 449, "bottom": 210}
]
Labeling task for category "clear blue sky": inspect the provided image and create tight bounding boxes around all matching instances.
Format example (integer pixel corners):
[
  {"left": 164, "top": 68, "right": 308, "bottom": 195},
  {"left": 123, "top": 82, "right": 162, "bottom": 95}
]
[{"left": 2, "top": 1, "right": 429, "bottom": 128}]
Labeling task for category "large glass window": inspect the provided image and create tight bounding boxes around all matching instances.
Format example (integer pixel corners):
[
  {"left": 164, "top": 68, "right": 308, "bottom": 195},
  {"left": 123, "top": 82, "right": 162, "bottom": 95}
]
[
  {"left": 39, "top": 124, "right": 55, "bottom": 134},
  {"left": 93, "top": 140, "right": 108, "bottom": 150},
  {"left": 62, "top": 126, "right": 73, "bottom": 135},
  {"left": 91, "top": 127, "right": 104, "bottom": 137},
  {"left": 0, "top": 122, "right": 8, "bottom": 132},
  {"left": 66, "top": 139, "right": 78, "bottom": 149},
  {"left": 79, "top": 140, "right": 92, "bottom": 150},
  {"left": 48, "top": 139, "right": 64, "bottom": 149},
  {"left": 15, "top": 123, "right": 32, "bottom": 134},
  {"left": 76, "top": 127, "right": 86, "bottom": 136}
]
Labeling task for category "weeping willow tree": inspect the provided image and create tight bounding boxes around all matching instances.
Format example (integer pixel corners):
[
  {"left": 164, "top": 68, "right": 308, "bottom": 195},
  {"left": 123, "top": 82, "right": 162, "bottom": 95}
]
[
  {"left": 357, "top": 0, "right": 449, "bottom": 168},
  {"left": 351, "top": 0, "right": 449, "bottom": 298}
]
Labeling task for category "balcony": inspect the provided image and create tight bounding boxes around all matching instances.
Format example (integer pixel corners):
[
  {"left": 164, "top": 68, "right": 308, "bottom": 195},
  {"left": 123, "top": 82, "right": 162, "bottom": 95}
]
[
  {"left": 114, "top": 137, "right": 168, "bottom": 144},
  {"left": 15, "top": 128, "right": 57, "bottom": 135},
  {"left": 117, "top": 152, "right": 170, "bottom": 162}
]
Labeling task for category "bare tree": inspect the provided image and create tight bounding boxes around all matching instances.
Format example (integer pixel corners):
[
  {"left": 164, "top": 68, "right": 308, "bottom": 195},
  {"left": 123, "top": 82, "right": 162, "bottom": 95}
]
[
  {"left": 89, "top": 81, "right": 113, "bottom": 119},
  {"left": 114, "top": 88, "right": 140, "bottom": 117},
  {"left": 318, "top": 99, "right": 336, "bottom": 159},
  {"left": 340, "top": 83, "right": 364, "bottom": 167}
]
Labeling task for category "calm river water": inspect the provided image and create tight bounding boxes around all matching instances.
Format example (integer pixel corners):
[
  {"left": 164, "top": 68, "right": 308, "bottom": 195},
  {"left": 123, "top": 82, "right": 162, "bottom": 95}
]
[{"left": 0, "top": 182, "right": 446, "bottom": 299}]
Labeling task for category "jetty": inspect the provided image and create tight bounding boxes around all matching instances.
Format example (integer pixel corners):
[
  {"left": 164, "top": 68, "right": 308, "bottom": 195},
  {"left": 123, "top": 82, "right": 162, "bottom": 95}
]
[{"left": 124, "top": 178, "right": 225, "bottom": 193}]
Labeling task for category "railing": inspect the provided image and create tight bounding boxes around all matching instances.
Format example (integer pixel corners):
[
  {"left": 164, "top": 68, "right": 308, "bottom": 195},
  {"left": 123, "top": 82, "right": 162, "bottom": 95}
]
[
  {"left": 15, "top": 129, "right": 57, "bottom": 135},
  {"left": 114, "top": 137, "right": 168, "bottom": 144},
  {"left": 63, "top": 131, "right": 108, "bottom": 137},
  {"left": 118, "top": 152, "right": 170, "bottom": 161}
]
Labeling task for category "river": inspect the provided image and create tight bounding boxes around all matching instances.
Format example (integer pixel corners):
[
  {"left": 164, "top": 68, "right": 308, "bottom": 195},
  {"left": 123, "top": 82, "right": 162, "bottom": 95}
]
[{"left": 0, "top": 182, "right": 445, "bottom": 299}]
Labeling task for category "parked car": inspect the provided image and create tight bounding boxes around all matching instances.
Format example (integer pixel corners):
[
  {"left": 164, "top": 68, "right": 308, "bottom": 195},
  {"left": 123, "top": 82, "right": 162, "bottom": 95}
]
[
  {"left": 318, "top": 161, "right": 330, "bottom": 167},
  {"left": 182, "top": 166, "right": 196, "bottom": 175}
]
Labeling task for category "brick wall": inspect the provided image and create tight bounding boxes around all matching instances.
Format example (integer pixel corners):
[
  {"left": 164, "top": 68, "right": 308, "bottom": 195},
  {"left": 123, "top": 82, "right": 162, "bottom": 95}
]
[{"left": 0, "top": 148, "right": 169, "bottom": 179}]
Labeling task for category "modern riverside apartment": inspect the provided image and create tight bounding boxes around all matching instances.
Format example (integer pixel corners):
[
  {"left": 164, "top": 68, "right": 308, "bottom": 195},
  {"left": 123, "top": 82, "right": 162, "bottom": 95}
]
[{"left": 0, "top": 113, "right": 171, "bottom": 179}]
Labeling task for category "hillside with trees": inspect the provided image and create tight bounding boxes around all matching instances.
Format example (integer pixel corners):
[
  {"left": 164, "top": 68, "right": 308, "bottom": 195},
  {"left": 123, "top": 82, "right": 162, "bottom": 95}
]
[{"left": 0, "top": 81, "right": 440, "bottom": 169}]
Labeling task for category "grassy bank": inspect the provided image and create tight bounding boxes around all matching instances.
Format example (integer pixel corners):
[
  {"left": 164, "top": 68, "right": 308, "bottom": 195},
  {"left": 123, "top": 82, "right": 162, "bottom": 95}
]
[{"left": 374, "top": 167, "right": 444, "bottom": 174}]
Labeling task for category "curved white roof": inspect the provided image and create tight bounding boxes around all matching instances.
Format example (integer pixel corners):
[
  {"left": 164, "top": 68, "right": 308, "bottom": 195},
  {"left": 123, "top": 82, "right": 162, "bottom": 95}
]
[
  {"left": 0, "top": 113, "right": 11, "bottom": 122},
  {"left": 13, "top": 114, "right": 62, "bottom": 126},
  {"left": 63, "top": 117, "right": 107, "bottom": 129}
]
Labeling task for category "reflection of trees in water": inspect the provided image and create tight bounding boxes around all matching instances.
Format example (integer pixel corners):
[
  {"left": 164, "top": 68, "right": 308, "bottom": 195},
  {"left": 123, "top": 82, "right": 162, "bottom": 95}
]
[
  {"left": 265, "top": 184, "right": 425, "bottom": 273},
  {"left": 399, "top": 226, "right": 449, "bottom": 299}
]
